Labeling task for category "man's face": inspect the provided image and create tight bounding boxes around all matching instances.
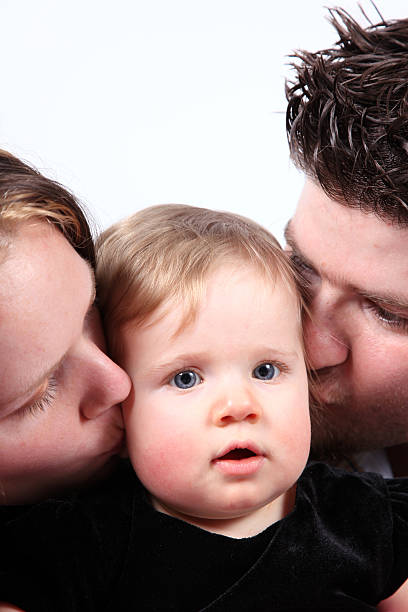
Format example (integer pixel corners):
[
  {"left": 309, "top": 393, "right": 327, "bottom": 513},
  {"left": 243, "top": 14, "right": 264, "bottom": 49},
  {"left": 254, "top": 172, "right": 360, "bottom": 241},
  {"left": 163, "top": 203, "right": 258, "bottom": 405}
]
[
  {"left": 286, "top": 179, "right": 408, "bottom": 456},
  {"left": 120, "top": 264, "right": 310, "bottom": 532}
]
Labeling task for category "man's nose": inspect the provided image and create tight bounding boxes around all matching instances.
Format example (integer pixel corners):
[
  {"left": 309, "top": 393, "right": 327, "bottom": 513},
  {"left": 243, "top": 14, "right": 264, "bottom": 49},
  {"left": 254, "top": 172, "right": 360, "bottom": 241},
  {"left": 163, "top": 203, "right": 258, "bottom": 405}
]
[
  {"left": 211, "top": 387, "right": 262, "bottom": 427},
  {"left": 304, "top": 290, "right": 349, "bottom": 371}
]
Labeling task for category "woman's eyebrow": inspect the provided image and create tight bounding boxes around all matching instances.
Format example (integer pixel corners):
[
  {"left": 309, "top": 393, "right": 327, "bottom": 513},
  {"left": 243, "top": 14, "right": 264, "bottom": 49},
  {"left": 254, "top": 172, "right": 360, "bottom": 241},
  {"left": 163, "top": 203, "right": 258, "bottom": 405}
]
[
  {"left": 24, "top": 355, "right": 65, "bottom": 396},
  {"left": 85, "top": 260, "right": 97, "bottom": 309}
]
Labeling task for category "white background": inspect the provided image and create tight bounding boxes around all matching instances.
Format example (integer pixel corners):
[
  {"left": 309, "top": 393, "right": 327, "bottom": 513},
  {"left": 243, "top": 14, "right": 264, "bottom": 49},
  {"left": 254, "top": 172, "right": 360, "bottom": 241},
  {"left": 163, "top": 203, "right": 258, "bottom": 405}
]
[{"left": 0, "top": 1, "right": 406, "bottom": 242}]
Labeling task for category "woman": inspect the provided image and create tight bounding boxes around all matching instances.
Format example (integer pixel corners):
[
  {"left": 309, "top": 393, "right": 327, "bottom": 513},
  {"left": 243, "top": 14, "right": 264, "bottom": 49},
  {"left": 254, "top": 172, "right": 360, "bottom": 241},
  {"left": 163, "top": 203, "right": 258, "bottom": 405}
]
[{"left": 0, "top": 148, "right": 130, "bottom": 505}]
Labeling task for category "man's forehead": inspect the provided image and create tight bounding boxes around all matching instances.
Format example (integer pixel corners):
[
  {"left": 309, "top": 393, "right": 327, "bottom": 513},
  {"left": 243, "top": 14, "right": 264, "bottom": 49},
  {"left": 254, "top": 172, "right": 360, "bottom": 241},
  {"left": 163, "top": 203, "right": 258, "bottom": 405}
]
[
  {"left": 289, "top": 179, "right": 408, "bottom": 251},
  {"left": 286, "top": 187, "right": 408, "bottom": 308},
  {"left": 292, "top": 179, "right": 408, "bottom": 233}
]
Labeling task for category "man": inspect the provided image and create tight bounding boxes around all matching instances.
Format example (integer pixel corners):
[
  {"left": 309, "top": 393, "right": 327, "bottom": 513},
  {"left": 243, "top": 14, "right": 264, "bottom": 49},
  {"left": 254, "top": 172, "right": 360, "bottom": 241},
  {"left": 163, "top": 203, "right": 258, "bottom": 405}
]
[
  {"left": 285, "top": 11, "right": 408, "bottom": 608},
  {"left": 285, "top": 6, "right": 408, "bottom": 479}
]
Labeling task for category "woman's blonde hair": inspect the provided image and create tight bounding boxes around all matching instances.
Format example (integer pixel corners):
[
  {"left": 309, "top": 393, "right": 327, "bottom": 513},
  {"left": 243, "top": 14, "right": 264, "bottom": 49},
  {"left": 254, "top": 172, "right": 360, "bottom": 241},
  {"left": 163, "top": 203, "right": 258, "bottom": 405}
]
[
  {"left": 0, "top": 149, "right": 95, "bottom": 266},
  {"left": 96, "top": 204, "right": 305, "bottom": 357}
]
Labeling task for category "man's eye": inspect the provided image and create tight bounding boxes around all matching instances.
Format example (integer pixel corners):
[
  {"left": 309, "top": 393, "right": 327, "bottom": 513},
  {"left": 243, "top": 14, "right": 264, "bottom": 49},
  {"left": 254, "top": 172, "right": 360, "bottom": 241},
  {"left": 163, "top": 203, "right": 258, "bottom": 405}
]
[
  {"left": 252, "top": 363, "right": 280, "bottom": 381},
  {"left": 367, "top": 303, "right": 408, "bottom": 332},
  {"left": 170, "top": 370, "right": 202, "bottom": 389}
]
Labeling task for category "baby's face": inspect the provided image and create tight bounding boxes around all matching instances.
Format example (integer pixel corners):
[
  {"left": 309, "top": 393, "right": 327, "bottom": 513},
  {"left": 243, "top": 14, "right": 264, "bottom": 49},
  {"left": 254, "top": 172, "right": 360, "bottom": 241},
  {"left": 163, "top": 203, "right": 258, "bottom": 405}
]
[{"left": 119, "top": 264, "right": 310, "bottom": 532}]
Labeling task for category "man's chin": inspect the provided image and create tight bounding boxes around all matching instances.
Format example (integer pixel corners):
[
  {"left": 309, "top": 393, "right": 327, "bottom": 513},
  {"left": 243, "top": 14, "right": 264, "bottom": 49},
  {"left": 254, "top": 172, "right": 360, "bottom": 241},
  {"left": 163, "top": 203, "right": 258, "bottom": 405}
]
[
  {"left": 309, "top": 400, "right": 374, "bottom": 463},
  {"left": 310, "top": 416, "right": 408, "bottom": 465},
  {"left": 309, "top": 399, "right": 344, "bottom": 461}
]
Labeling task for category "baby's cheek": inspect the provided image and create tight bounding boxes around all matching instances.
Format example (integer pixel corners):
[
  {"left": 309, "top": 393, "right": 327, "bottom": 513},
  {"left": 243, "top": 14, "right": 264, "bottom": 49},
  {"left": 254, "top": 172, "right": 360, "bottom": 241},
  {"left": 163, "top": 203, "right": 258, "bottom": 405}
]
[
  {"left": 272, "top": 394, "right": 310, "bottom": 472},
  {"left": 129, "top": 418, "right": 197, "bottom": 499}
]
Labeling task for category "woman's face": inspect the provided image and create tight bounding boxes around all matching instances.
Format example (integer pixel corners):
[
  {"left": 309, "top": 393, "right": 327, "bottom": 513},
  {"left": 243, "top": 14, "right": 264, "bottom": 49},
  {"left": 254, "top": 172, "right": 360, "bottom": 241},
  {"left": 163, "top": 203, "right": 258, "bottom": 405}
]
[{"left": 0, "top": 221, "right": 131, "bottom": 504}]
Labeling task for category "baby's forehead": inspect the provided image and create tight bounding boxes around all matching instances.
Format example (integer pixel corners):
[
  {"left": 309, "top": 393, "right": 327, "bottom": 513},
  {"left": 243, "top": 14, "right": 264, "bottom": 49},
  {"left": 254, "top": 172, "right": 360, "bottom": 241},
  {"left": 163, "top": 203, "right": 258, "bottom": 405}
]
[{"left": 122, "top": 261, "right": 301, "bottom": 339}]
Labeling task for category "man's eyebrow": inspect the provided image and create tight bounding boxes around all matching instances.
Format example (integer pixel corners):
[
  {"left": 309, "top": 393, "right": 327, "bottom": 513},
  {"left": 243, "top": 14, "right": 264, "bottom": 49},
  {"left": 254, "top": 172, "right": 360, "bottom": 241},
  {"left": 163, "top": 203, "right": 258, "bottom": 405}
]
[
  {"left": 284, "top": 221, "right": 316, "bottom": 268},
  {"left": 286, "top": 220, "right": 408, "bottom": 311},
  {"left": 283, "top": 220, "right": 299, "bottom": 252},
  {"left": 357, "top": 289, "right": 408, "bottom": 311},
  {"left": 283, "top": 220, "right": 291, "bottom": 243}
]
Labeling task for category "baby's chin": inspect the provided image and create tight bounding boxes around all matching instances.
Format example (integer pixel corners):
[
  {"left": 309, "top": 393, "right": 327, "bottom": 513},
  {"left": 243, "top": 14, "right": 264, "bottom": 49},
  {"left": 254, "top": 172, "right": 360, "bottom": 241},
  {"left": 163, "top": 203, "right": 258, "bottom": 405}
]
[
  {"left": 151, "top": 497, "right": 286, "bottom": 539},
  {"left": 151, "top": 494, "right": 274, "bottom": 522}
]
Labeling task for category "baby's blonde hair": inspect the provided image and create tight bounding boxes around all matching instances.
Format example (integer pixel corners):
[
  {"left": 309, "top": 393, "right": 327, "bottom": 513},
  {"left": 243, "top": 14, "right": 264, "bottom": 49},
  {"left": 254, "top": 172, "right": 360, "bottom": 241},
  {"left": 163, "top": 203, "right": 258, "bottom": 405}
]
[{"left": 96, "top": 204, "right": 303, "bottom": 356}]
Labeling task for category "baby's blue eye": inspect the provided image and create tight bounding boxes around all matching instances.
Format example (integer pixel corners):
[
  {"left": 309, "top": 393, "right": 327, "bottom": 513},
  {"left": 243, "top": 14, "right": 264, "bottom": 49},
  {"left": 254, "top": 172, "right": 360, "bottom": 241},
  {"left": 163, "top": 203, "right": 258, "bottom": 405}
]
[
  {"left": 252, "top": 363, "right": 280, "bottom": 381},
  {"left": 171, "top": 370, "right": 202, "bottom": 389}
]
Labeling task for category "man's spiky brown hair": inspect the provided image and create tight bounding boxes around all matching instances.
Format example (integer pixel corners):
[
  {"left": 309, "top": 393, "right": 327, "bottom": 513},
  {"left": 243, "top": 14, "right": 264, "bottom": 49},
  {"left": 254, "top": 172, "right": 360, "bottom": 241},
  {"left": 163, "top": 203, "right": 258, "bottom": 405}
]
[{"left": 286, "top": 6, "right": 408, "bottom": 223}]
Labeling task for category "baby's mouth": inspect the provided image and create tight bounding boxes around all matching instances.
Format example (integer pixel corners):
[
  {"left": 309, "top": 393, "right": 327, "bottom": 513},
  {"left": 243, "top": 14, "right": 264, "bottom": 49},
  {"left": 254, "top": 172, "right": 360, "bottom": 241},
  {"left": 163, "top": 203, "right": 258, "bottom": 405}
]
[
  {"left": 214, "top": 441, "right": 263, "bottom": 462},
  {"left": 212, "top": 443, "right": 264, "bottom": 475},
  {"left": 218, "top": 448, "right": 257, "bottom": 461}
]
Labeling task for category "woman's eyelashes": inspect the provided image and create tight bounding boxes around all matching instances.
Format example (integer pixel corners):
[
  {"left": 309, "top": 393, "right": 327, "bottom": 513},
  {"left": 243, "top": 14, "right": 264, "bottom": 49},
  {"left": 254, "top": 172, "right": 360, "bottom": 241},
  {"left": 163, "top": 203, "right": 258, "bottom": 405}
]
[{"left": 16, "top": 376, "right": 58, "bottom": 419}]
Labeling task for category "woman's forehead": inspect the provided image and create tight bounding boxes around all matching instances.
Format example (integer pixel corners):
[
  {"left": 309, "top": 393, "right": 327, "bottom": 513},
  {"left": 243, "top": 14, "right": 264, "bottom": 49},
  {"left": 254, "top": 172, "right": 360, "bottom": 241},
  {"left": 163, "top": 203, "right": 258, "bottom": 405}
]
[{"left": 0, "top": 222, "right": 94, "bottom": 408}]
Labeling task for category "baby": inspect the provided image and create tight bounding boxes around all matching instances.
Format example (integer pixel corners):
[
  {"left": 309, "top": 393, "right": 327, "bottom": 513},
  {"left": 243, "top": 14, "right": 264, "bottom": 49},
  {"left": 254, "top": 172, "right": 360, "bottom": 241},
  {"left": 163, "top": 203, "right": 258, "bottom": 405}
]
[
  {"left": 97, "top": 203, "right": 310, "bottom": 540},
  {"left": 95, "top": 204, "right": 407, "bottom": 608},
  {"left": 1, "top": 204, "right": 407, "bottom": 611}
]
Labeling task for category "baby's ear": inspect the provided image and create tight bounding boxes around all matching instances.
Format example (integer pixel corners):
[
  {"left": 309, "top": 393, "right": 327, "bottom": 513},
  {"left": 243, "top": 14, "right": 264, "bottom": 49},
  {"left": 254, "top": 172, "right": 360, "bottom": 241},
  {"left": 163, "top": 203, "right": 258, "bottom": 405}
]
[{"left": 0, "top": 604, "right": 26, "bottom": 612}]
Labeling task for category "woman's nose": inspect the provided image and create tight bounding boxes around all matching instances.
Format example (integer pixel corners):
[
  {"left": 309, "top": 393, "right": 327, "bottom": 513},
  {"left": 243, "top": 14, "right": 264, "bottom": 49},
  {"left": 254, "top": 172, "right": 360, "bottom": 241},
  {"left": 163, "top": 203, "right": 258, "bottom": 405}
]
[{"left": 80, "top": 344, "right": 131, "bottom": 420}]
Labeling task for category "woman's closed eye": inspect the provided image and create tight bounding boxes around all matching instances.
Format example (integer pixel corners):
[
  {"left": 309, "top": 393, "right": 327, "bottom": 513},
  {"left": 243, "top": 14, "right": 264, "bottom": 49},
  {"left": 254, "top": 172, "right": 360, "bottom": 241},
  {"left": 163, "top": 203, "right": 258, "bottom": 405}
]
[{"left": 15, "top": 376, "right": 58, "bottom": 419}]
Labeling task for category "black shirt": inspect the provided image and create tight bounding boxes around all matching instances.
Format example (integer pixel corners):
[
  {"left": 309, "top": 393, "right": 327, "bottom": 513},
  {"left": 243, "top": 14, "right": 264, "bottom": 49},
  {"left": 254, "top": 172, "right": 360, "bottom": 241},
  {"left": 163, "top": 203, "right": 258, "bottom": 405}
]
[{"left": 1, "top": 461, "right": 407, "bottom": 611}]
